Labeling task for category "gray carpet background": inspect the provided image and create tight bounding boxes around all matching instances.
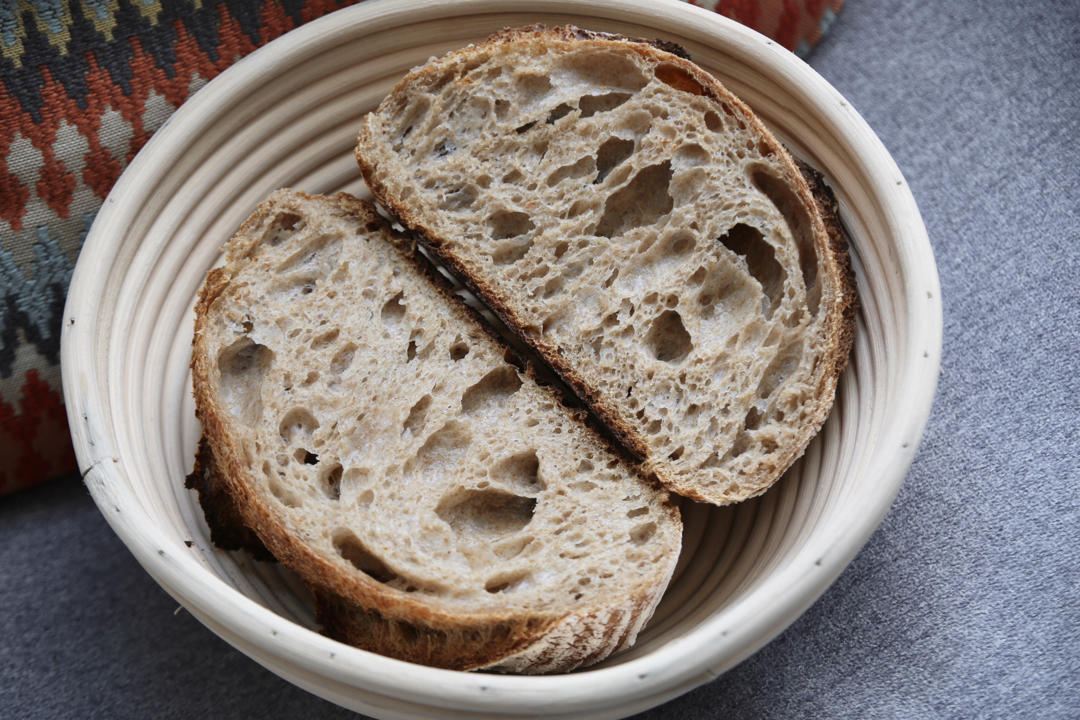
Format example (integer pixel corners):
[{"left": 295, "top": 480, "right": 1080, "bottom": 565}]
[{"left": 3, "top": 1, "right": 1077, "bottom": 717}]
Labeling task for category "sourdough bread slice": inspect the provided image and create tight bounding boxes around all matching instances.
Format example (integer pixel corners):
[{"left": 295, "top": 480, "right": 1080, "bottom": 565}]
[
  {"left": 189, "top": 189, "right": 681, "bottom": 672},
  {"left": 356, "top": 26, "right": 857, "bottom": 506}
]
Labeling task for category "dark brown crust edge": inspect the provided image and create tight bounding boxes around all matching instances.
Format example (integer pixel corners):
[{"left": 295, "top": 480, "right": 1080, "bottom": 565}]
[
  {"left": 185, "top": 437, "right": 273, "bottom": 560},
  {"left": 187, "top": 191, "right": 680, "bottom": 672},
  {"left": 796, "top": 158, "right": 859, "bottom": 385},
  {"left": 356, "top": 24, "right": 860, "bottom": 505}
]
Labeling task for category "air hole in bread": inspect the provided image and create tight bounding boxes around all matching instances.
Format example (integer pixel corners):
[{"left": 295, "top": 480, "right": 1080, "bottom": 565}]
[
  {"left": 654, "top": 62, "right": 705, "bottom": 95},
  {"left": 567, "top": 199, "right": 591, "bottom": 217},
  {"left": 594, "top": 136, "right": 634, "bottom": 184},
  {"left": 662, "top": 230, "right": 696, "bottom": 259},
  {"left": 699, "top": 452, "right": 722, "bottom": 469},
  {"left": 413, "top": 421, "right": 470, "bottom": 469},
  {"left": 492, "top": 450, "right": 543, "bottom": 493},
  {"left": 546, "top": 102, "right": 574, "bottom": 124},
  {"left": 329, "top": 343, "right": 356, "bottom": 375},
  {"left": 729, "top": 433, "right": 750, "bottom": 459},
  {"left": 513, "top": 121, "right": 536, "bottom": 135},
  {"left": 559, "top": 51, "right": 647, "bottom": 91},
  {"left": 333, "top": 530, "right": 398, "bottom": 583},
  {"left": 266, "top": 211, "right": 302, "bottom": 246},
  {"left": 276, "top": 233, "right": 342, "bottom": 276},
  {"left": 218, "top": 338, "right": 273, "bottom": 425},
  {"left": 704, "top": 110, "right": 723, "bottom": 132},
  {"left": 488, "top": 210, "right": 534, "bottom": 239},
  {"left": 491, "top": 237, "right": 532, "bottom": 264},
  {"left": 516, "top": 73, "right": 552, "bottom": 99},
  {"left": 485, "top": 570, "right": 530, "bottom": 594},
  {"left": 627, "top": 506, "right": 649, "bottom": 519},
  {"left": 595, "top": 161, "right": 673, "bottom": 238},
  {"left": 668, "top": 446, "right": 685, "bottom": 461},
  {"left": 564, "top": 261, "right": 585, "bottom": 279},
  {"left": 546, "top": 156, "right": 596, "bottom": 187},
  {"left": 493, "top": 536, "right": 532, "bottom": 560},
  {"left": 312, "top": 327, "right": 339, "bottom": 349},
  {"left": 267, "top": 477, "right": 300, "bottom": 508},
  {"left": 436, "top": 488, "right": 536, "bottom": 538},
  {"left": 744, "top": 407, "right": 763, "bottom": 431},
  {"left": 276, "top": 210, "right": 301, "bottom": 229},
  {"left": 433, "top": 139, "right": 456, "bottom": 158},
  {"left": 494, "top": 98, "right": 511, "bottom": 120},
  {"left": 629, "top": 522, "right": 658, "bottom": 545},
  {"left": 449, "top": 336, "right": 470, "bottom": 360},
  {"left": 579, "top": 92, "right": 632, "bottom": 118},
  {"left": 461, "top": 366, "right": 521, "bottom": 415},
  {"left": 439, "top": 185, "right": 478, "bottom": 211},
  {"left": 380, "top": 291, "right": 406, "bottom": 324},
  {"left": 295, "top": 448, "right": 318, "bottom": 465},
  {"left": 402, "top": 394, "right": 432, "bottom": 436},
  {"left": 502, "top": 348, "right": 525, "bottom": 372},
  {"left": 393, "top": 96, "right": 431, "bottom": 146},
  {"left": 750, "top": 165, "right": 820, "bottom": 316},
  {"left": 279, "top": 408, "right": 319, "bottom": 445},
  {"left": 322, "top": 462, "right": 343, "bottom": 500},
  {"left": 343, "top": 466, "right": 370, "bottom": 487},
  {"left": 645, "top": 309, "right": 692, "bottom": 364},
  {"left": 757, "top": 341, "right": 803, "bottom": 399},
  {"left": 718, "top": 223, "right": 784, "bottom": 318},
  {"left": 542, "top": 309, "right": 567, "bottom": 336},
  {"left": 675, "top": 143, "right": 709, "bottom": 168},
  {"left": 570, "top": 480, "right": 597, "bottom": 493},
  {"left": 525, "top": 262, "right": 551, "bottom": 280},
  {"left": 406, "top": 338, "right": 417, "bottom": 361}
]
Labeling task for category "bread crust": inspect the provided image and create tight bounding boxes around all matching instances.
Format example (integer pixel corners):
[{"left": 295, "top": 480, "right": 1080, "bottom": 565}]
[
  {"left": 189, "top": 190, "right": 681, "bottom": 672},
  {"left": 356, "top": 25, "right": 858, "bottom": 506}
]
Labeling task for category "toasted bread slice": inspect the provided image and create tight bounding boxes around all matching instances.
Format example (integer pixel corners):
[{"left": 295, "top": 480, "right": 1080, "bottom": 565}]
[
  {"left": 356, "top": 26, "right": 857, "bottom": 505},
  {"left": 189, "top": 190, "right": 681, "bottom": 672}
]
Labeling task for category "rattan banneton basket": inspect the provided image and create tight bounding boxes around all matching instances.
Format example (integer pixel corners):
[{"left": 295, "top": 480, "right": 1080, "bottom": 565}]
[{"left": 61, "top": 1, "right": 940, "bottom": 718}]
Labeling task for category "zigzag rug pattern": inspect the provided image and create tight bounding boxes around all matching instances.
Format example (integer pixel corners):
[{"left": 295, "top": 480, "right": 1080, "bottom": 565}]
[{"left": 0, "top": 0, "right": 362, "bottom": 494}]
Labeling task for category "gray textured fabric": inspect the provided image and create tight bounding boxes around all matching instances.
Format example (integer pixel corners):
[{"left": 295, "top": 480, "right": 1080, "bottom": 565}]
[{"left": 3, "top": 1, "right": 1078, "bottom": 717}]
